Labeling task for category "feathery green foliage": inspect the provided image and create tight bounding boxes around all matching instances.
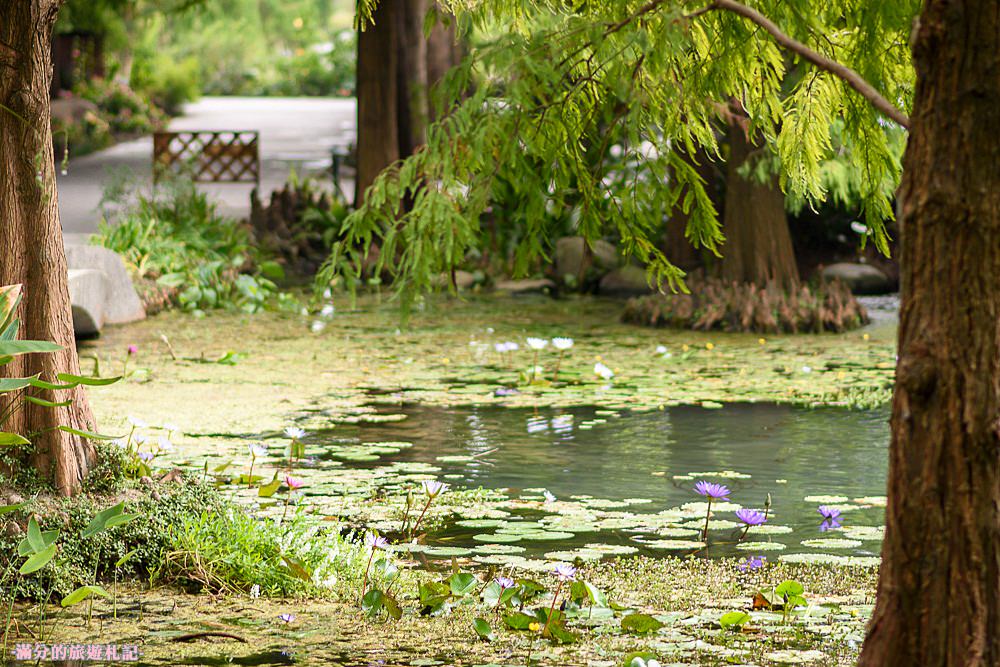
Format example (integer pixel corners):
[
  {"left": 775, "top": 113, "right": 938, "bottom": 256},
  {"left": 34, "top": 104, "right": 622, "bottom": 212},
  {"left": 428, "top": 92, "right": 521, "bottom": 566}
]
[{"left": 328, "top": 0, "right": 916, "bottom": 311}]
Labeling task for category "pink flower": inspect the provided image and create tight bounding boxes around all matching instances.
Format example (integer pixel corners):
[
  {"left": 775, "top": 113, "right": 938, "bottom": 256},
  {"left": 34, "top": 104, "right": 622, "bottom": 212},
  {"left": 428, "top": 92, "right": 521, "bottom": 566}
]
[
  {"left": 284, "top": 475, "right": 305, "bottom": 491},
  {"left": 127, "top": 344, "right": 138, "bottom": 355}
]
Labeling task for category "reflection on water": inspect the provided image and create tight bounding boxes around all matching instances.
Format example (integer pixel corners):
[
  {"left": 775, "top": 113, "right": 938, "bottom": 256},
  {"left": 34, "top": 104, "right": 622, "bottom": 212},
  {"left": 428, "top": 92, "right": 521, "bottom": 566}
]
[{"left": 340, "top": 403, "right": 889, "bottom": 558}]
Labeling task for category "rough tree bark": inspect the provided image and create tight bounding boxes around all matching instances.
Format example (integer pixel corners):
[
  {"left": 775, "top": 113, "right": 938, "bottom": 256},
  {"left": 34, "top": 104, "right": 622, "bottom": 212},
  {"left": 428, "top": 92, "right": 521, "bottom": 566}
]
[
  {"left": 0, "top": 0, "right": 97, "bottom": 496},
  {"left": 354, "top": 0, "right": 401, "bottom": 205},
  {"left": 858, "top": 1, "right": 1000, "bottom": 665},
  {"left": 720, "top": 119, "right": 799, "bottom": 289},
  {"left": 355, "top": 0, "right": 464, "bottom": 205}
]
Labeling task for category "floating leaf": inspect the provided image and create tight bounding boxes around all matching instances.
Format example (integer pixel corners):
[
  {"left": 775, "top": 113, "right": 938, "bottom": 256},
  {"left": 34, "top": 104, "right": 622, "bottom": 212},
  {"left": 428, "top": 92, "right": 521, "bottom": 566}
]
[{"left": 621, "top": 613, "right": 664, "bottom": 634}]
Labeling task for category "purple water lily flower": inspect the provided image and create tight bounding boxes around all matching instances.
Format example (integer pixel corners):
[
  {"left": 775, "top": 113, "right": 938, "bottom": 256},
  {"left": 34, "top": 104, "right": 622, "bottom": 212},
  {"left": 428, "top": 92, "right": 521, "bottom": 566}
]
[
  {"left": 735, "top": 509, "right": 767, "bottom": 526},
  {"left": 278, "top": 613, "right": 295, "bottom": 623},
  {"left": 495, "top": 576, "right": 515, "bottom": 590},
  {"left": 137, "top": 452, "right": 154, "bottom": 463},
  {"left": 818, "top": 506, "right": 843, "bottom": 532},
  {"left": 553, "top": 564, "right": 577, "bottom": 581},
  {"left": 694, "top": 481, "right": 731, "bottom": 500},
  {"left": 365, "top": 532, "right": 389, "bottom": 550},
  {"left": 738, "top": 556, "right": 767, "bottom": 572}
]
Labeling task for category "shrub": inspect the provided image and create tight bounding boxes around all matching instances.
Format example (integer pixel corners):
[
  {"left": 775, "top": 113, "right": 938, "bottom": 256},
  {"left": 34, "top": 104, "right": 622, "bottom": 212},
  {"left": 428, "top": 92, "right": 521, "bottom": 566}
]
[
  {"left": 621, "top": 275, "right": 869, "bottom": 333},
  {"left": 132, "top": 55, "right": 202, "bottom": 115},
  {"left": 91, "top": 172, "right": 284, "bottom": 313}
]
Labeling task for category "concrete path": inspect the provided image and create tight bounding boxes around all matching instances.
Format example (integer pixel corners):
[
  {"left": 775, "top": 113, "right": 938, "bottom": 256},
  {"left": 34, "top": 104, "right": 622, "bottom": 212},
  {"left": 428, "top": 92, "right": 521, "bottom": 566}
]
[{"left": 58, "top": 96, "right": 357, "bottom": 239}]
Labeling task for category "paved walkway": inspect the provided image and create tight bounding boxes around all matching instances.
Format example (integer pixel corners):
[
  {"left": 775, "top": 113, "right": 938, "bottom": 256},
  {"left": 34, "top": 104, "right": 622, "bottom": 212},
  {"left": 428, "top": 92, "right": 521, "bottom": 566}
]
[{"left": 58, "top": 96, "right": 356, "bottom": 240}]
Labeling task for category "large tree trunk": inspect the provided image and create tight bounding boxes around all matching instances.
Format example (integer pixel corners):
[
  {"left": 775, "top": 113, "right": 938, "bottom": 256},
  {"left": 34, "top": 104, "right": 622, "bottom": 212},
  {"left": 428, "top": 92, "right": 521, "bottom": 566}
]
[
  {"left": 0, "top": 0, "right": 97, "bottom": 496},
  {"left": 396, "top": 0, "right": 428, "bottom": 156},
  {"left": 858, "top": 1, "right": 1000, "bottom": 665},
  {"left": 354, "top": 0, "right": 401, "bottom": 205},
  {"left": 720, "top": 120, "right": 799, "bottom": 289}
]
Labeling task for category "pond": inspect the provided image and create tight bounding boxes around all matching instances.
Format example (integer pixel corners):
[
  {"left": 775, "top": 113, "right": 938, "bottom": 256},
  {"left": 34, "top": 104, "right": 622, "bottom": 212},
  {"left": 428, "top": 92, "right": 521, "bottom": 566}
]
[{"left": 278, "top": 402, "right": 889, "bottom": 567}]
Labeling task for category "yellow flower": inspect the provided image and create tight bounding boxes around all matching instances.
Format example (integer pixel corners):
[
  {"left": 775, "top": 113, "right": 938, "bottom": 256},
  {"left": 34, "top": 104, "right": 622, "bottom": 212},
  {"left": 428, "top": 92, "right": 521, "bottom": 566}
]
[
  {"left": 442, "top": 357, "right": 450, "bottom": 364},
  {"left": 758, "top": 338, "right": 766, "bottom": 345},
  {"left": 681, "top": 344, "right": 690, "bottom": 352},
  {"left": 862, "top": 333, "right": 871, "bottom": 341},
  {"left": 705, "top": 342, "right": 714, "bottom": 350},
  {"left": 529, "top": 622, "right": 541, "bottom": 632},
  {"left": 293, "top": 16, "right": 304, "bottom": 28}
]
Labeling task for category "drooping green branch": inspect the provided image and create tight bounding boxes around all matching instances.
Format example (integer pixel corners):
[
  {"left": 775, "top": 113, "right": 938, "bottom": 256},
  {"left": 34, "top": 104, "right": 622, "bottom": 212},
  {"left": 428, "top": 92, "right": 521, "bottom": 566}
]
[{"left": 696, "top": 0, "right": 910, "bottom": 128}]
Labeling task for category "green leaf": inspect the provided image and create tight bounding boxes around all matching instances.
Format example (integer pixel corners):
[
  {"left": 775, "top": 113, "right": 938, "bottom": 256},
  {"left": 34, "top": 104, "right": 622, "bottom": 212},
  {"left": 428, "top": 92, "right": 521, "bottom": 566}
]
[
  {"left": 28, "top": 378, "right": 79, "bottom": 390},
  {"left": 258, "top": 479, "right": 281, "bottom": 497},
  {"left": 282, "top": 555, "right": 313, "bottom": 582},
  {"left": 473, "top": 617, "right": 494, "bottom": 641},
  {"left": 58, "top": 426, "right": 120, "bottom": 441},
  {"left": 502, "top": 611, "right": 536, "bottom": 631},
  {"left": 61, "top": 585, "right": 111, "bottom": 607},
  {"left": 621, "top": 613, "right": 664, "bottom": 634},
  {"left": 20, "top": 543, "right": 57, "bottom": 575},
  {"left": 55, "top": 373, "right": 121, "bottom": 386},
  {"left": 545, "top": 622, "right": 578, "bottom": 644},
  {"left": 372, "top": 558, "right": 399, "bottom": 583},
  {"left": 383, "top": 593, "right": 403, "bottom": 621},
  {"left": 0, "top": 341, "right": 62, "bottom": 357},
  {"left": 775, "top": 580, "right": 805, "bottom": 597},
  {"left": 418, "top": 581, "right": 450, "bottom": 611},
  {"left": 0, "top": 432, "right": 29, "bottom": 446},
  {"left": 105, "top": 513, "right": 139, "bottom": 529},
  {"left": 82, "top": 502, "right": 126, "bottom": 538},
  {"left": 0, "top": 502, "right": 24, "bottom": 516},
  {"left": 447, "top": 572, "right": 477, "bottom": 597},
  {"left": 18, "top": 529, "right": 58, "bottom": 556},
  {"left": 26, "top": 516, "right": 45, "bottom": 552},
  {"left": 0, "top": 376, "right": 37, "bottom": 392},
  {"left": 362, "top": 588, "right": 384, "bottom": 617},
  {"left": 720, "top": 611, "right": 751, "bottom": 630},
  {"left": 622, "top": 652, "right": 658, "bottom": 667},
  {"left": 25, "top": 396, "right": 72, "bottom": 408},
  {"left": 115, "top": 549, "right": 138, "bottom": 568}
]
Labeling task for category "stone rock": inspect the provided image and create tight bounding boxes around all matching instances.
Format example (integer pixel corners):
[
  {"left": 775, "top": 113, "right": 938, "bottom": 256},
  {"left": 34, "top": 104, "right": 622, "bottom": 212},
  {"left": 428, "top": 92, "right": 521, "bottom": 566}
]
[
  {"left": 554, "top": 237, "right": 619, "bottom": 283},
  {"left": 821, "top": 262, "right": 894, "bottom": 295},
  {"left": 64, "top": 244, "right": 145, "bottom": 327},
  {"left": 68, "top": 269, "right": 107, "bottom": 337},
  {"left": 591, "top": 240, "right": 619, "bottom": 270},
  {"left": 599, "top": 265, "right": 654, "bottom": 298},
  {"left": 432, "top": 270, "right": 476, "bottom": 290},
  {"left": 494, "top": 278, "right": 556, "bottom": 295}
]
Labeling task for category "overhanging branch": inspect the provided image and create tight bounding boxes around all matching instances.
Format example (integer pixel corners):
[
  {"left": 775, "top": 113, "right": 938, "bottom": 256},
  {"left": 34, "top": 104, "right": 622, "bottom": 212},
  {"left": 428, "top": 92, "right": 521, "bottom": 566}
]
[{"left": 699, "top": 0, "right": 910, "bottom": 129}]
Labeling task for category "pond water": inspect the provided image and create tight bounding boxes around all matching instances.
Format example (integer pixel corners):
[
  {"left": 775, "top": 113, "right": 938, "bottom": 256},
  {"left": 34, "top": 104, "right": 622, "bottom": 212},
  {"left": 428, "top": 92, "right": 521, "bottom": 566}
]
[{"left": 298, "top": 402, "right": 889, "bottom": 566}]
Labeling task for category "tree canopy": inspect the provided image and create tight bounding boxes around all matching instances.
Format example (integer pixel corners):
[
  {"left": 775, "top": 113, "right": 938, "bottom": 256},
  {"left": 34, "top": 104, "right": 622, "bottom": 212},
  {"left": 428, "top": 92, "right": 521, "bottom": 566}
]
[{"left": 330, "top": 0, "right": 915, "bottom": 310}]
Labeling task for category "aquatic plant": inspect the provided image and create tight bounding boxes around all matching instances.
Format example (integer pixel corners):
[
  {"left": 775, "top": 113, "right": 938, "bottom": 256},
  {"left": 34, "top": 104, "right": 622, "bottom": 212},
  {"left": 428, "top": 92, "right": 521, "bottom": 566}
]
[
  {"left": 246, "top": 442, "right": 268, "bottom": 488},
  {"left": 735, "top": 508, "right": 767, "bottom": 541},
  {"left": 526, "top": 338, "right": 548, "bottom": 381},
  {"left": 738, "top": 556, "right": 767, "bottom": 572},
  {"left": 284, "top": 426, "right": 306, "bottom": 462},
  {"left": 123, "top": 344, "right": 138, "bottom": 377},
  {"left": 594, "top": 362, "right": 614, "bottom": 380},
  {"left": 694, "top": 481, "right": 730, "bottom": 541},
  {"left": 361, "top": 532, "right": 389, "bottom": 602},
  {"left": 409, "top": 480, "right": 449, "bottom": 537},
  {"left": 818, "top": 506, "right": 843, "bottom": 532},
  {"left": 541, "top": 564, "right": 576, "bottom": 639},
  {"left": 551, "top": 337, "right": 573, "bottom": 381}
]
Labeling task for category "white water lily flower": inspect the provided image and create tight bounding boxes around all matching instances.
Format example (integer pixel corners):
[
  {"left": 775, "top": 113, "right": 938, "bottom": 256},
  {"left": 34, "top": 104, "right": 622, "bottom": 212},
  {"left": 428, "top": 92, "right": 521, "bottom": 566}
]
[
  {"left": 552, "top": 337, "right": 574, "bottom": 351},
  {"left": 594, "top": 362, "right": 614, "bottom": 380},
  {"left": 163, "top": 422, "right": 180, "bottom": 434},
  {"left": 156, "top": 436, "right": 174, "bottom": 452},
  {"left": 422, "top": 480, "right": 449, "bottom": 498},
  {"left": 133, "top": 434, "right": 148, "bottom": 446},
  {"left": 543, "top": 490, "right": 557, "bottom": 503},
  {"left": 322, "top": 288, "right": 333, "bottom": 299},
  {"left": 248, "top": 442, "right": 268, "bottom": 458},
  {"left": 110, "top": 438, "right": 127, "bottom": 450},
  {"left": 801, "top": 366, "right": 813, "bottom": 373},
  {"left": 655, "top": 345, "right": 668, "bottom": 355},
  {"left": 320, "top": 304, "right": 335, "bottom": 318},
  {"left": 127, "top": 416, "right": 147, "bottom": 428},
  {"left": 284, "top": 426, "right": 306, "bottom": 440},
  {"left": 310, "top": 320, "right": 325, "bottom": 333},
  {"left": 526, "top": 337, "right": 548, "bottom": 350}
]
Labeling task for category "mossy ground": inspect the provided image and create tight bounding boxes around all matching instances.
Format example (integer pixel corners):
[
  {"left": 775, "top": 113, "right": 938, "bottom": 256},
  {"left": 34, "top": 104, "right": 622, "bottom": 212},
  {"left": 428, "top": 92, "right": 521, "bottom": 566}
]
[
  {"left": 20, "top": 559, "right": 875, "bottom": 666},
  {"left": 31, "top": 293, "right": 896, "bottom": 666}
]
